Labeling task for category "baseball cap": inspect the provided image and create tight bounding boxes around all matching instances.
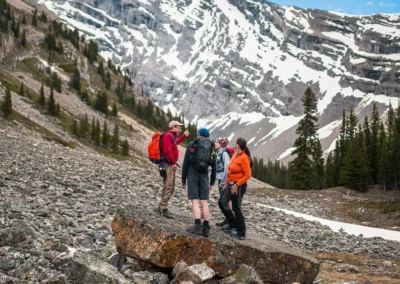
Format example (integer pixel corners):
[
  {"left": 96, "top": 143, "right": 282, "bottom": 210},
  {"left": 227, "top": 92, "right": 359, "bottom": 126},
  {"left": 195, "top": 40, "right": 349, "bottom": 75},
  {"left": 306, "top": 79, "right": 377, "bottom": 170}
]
[{"left": 169, "top": 120, "right": 184, "bottom": 128}]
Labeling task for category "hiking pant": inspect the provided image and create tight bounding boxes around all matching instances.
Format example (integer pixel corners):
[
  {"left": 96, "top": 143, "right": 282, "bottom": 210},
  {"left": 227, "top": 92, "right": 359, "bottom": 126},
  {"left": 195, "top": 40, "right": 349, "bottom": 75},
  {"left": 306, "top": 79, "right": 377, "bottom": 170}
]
[
  {"left": 219, "top": 183, "right": 246, "bottom": 237},
  {"left": 159, "top": 166, "right": 176, "bottom": 210}
]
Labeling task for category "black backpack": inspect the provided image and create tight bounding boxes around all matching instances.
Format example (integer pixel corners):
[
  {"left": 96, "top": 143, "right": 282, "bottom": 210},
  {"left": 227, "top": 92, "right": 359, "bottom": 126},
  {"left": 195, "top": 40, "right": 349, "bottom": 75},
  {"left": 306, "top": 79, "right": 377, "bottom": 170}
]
[{"left": 190, "top": 136, "right": 215, "bottom": 173}]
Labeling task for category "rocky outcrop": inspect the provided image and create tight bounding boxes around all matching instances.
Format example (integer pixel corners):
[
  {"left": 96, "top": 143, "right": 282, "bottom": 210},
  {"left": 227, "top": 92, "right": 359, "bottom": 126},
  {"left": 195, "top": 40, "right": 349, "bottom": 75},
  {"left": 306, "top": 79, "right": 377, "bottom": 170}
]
[{"left": 112, "top": 206, "right": 320, "bottom": 283}]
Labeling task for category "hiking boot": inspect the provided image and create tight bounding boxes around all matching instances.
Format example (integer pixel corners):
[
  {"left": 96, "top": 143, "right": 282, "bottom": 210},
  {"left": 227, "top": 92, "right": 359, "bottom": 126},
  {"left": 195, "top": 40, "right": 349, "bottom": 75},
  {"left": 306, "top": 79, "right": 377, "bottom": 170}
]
[
  {"left": 189, "top": 224, "right": 202, "bottom": 235},
  {"left": 202, "top": 226, "right": 211, "bottom": 237},
  {"left": 216, "top": 218, "right": 228, "bottom": 227},
  {"left": 232, "top": 233, "right": 245, "bottom": 240},
  {"left": 161, "top": 209, "right": 174, "bottom": 219},
  {"left": 222, "top": 225, "right": 235, "bottom": 232}
]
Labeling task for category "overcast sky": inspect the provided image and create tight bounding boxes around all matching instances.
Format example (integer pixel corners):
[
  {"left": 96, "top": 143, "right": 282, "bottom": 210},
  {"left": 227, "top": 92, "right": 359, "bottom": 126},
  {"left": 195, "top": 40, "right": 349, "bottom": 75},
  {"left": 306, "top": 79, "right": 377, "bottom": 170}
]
[{"left": 270, "top": 0, "right": 400, "bottom": 15}]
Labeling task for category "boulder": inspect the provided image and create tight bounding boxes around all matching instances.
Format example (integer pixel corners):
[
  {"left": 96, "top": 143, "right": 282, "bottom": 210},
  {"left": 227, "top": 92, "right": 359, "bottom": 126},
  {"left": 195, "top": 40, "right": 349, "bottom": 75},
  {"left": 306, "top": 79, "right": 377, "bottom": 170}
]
[
  {"left": 112, "top": 206, "right": 320, "bottom": 284},
  {"left": 220, "top": 264, "right": 263, "bottom": 284},
  {"left": 63, "top": 253, "right": 130, "bottom": 283},
  {"left": 129, "top": 271, "right": 169, "bottom": 284},
  {"left": 173, "top": 263, "right": 215, "bottom": 283},
  {"left": 0, "top": 227, "right": 26, "bottom": 247}
]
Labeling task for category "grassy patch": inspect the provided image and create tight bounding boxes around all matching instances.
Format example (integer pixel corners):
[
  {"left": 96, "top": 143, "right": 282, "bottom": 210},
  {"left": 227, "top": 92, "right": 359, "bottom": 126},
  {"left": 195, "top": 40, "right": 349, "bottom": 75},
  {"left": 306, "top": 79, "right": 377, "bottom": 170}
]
[
  {"left": 0, "top": 71, "right": 22, "bottom": 93},
  {"left": 359, "top": 200, "right": 400, "bottom": 214},
  {"left": 16, "top": 57, "right": 49, "bottom": 83},
  {"left": 58, "top": 62, "right": 76, "bottom": 74}
]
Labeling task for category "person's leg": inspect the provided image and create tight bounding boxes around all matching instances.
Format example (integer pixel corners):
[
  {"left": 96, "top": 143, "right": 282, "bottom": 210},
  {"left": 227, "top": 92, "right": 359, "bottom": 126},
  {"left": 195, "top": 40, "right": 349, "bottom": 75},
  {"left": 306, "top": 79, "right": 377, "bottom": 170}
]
[
  {"left": 188, "top": 174, "right": 202, "bottom": 235},
  {"left": 221, "top": 183, "right": 237, "bottom": 229},
  {"left": 239, "top": 182, "right": 247, "bottom": 208},
  {"left": 159, "top": 166, "right": 175, "bottom": 218},
  {"left": 231, "top": 186, "right": 246, "bottom": 238},
  {"left": 199, "top": 174, "right": 211, "bottom": 237}
]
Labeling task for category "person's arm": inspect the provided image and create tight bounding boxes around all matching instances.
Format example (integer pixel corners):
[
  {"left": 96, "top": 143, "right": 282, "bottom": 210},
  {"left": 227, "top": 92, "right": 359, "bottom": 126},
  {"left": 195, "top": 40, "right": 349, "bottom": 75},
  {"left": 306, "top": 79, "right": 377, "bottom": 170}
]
[
  {"left": 181, "top": 145, "right": 191, "bottom": 185},
  {"left": 220, "top": 151, "right": 230, "bottom": 186},
  {"left": 162, "top": 134, "right": 175, "bottom": 165},
  {"left": 236, "top": 156, "right": 251, "bottom": 187},
  {"left": 210, "top": 154, "right": 217, "bottom": 186},
  {"left": 176, "top": 133, "right": 187, "bottom": 145}
]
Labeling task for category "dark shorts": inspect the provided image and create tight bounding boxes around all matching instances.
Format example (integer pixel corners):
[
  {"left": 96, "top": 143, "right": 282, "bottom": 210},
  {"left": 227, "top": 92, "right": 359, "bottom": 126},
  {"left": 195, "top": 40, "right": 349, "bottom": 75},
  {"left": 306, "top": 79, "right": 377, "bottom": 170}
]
[{"left": 187, "top": 172, "right": 209, "bottom": 200}]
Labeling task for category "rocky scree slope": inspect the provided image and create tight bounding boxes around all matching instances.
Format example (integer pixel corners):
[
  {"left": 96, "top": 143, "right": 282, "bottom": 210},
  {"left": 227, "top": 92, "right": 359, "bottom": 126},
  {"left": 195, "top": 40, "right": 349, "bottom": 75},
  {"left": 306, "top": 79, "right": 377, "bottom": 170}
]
[
  {"left": 35, "top": 0, "right": 400, "bottom": 162},
  {"left": 0, "top": 124, "right": 399, "bottom": 283}
]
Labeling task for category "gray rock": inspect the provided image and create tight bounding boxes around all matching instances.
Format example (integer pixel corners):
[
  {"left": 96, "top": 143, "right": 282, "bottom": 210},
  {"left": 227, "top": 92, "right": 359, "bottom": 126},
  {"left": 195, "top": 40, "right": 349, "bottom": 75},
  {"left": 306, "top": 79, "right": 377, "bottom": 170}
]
[
  {"left": 130, "top": 271, "right": 169, "bottom": 284},
  {"left": 0, "top": 227, "right": 26, "bottom": 247},
  {"left": 172, "top": 260, "right": 188, "bottom": 278},
  {"left": 220, "top": 264, "right": 263, "bottom": 284},
  {"left": 174, "top": 263, "right": 215, "bottom": 284}
]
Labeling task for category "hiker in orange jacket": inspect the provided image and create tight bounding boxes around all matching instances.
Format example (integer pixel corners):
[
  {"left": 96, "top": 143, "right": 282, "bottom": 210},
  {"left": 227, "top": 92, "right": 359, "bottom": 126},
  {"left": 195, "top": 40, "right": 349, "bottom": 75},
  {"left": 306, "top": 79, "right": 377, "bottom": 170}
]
[
  {"left": 158, "top": 120, "right": 189, "bottom": 218},
  {"left": 219, "top": 137, "right": 253, "bottom": 240}
]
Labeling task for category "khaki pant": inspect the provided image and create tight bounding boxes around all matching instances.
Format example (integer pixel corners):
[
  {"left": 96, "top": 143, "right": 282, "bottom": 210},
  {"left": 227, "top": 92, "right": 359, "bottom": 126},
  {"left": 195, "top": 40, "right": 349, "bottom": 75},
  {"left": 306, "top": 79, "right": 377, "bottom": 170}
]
[{"left": 159, "top": 166, "right": 176, "bottom": 210}]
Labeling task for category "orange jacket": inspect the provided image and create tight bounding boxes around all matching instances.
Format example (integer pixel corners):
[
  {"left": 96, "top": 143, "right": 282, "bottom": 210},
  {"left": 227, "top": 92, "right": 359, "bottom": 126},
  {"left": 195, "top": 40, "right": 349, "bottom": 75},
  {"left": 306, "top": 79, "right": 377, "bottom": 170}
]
[{"left": 226, "top": 151, "right": 251, "bottom": 186}]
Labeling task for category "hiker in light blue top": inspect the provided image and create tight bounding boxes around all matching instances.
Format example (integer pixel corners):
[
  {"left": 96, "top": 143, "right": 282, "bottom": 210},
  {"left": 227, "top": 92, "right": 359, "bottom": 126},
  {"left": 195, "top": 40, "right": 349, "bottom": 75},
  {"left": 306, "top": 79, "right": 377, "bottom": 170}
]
[{"left": 215, "top": 137, "right": 232, "bottom": 227}]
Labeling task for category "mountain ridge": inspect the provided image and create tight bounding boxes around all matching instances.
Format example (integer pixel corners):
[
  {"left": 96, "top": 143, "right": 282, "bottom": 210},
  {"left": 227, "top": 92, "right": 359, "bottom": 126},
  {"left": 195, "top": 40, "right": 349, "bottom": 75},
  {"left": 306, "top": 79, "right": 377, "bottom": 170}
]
[{"left": 34, "top": 0, "right": 400, "bottom": 163}]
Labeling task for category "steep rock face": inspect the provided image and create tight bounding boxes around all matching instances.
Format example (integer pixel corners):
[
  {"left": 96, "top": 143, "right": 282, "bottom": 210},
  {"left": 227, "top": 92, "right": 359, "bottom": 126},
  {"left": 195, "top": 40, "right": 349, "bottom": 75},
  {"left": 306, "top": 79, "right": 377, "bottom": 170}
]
[
  {"left": 37, "top": 0, "right": 400, "bottom": 161},
  {"left": 112, "top": 205, "right": 320, "bottom": 283}
]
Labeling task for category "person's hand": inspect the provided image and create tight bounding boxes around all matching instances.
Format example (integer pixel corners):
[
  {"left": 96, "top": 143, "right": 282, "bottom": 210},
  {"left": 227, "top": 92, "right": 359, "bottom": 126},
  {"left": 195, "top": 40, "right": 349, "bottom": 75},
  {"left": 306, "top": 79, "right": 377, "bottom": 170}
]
[
  {"left": 182, "top": 184, "right": 186, "bottom": 189},
  {"left": 231, "top": 184, "right": 238, "bottom": 195},
  {"left": 209, "top": 185, "right": 213, "bottom": 191},
  {"left": 184, "top": 130, "right": 189, "bottom": 137},
  {"left": 171, "top": 164, "right": 177, "bottom": 170}
]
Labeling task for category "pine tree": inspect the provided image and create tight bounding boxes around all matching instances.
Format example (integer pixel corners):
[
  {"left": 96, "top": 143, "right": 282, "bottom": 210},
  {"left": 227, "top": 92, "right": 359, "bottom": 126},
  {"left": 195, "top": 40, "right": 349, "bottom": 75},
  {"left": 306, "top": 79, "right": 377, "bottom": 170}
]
[
  {"left": 324, "top": 152, "right": 335, "bottom": 188},
  {"left": 94, "top": 92, "right": 108, "bottom": 115},
  {"left": 112, "top": 123, "right": 119, "bottom": 154},
  {"left": 48, "top": 85, "right": 57, "bottom": 116},
  {"left": 71, "top": 118, "right": 78, "bottom": 136},
  {"left": 32, "top": 9, "right": 37, "bottom": 26},
  {"left": 370, "top": 103, "right": 381, "bottom": 184},
  {"left": 94, "top": 119, "right": 100, "bottom": 146},
  {"left": 378, "top": 122, "right": 390, "bottom": 190},
  {"left": 97, "top": 60, "right": 105, "bottom": 79},
  {"left": 105, "top": 71, "right": 111, "bottom": 89},
  {"left": 122, "top": 138, "right": 129, "bottom": 156},
  {"left": 288, "top": 87, "right": 319, "bottom": 190},
  {"left": 56, "top": 103, "right": 60, "bottom": 116},
  {"left": 2, "top": 88, "right": 12, "bottom": 119},
  {"left": 111, "top": 103, "right": 118, "bottom": 116},
  {"left": 18, "top": 82, "right": 24, "bottom": 96},
  {"left": 22, "top": 15, "right": 26, "bottom": 25},
  {"left": 102, "top": 120, "right": 108, "bottom": 147},
  {"left": 70, "top": 67, "right": 81, "bottom": 91},
  {"left": 38, "top": 83, "right": 46, "bottom": 106},
  {"left": 340, "top": 125, "right": 370, "bottom": 191},
  {"left": 313, "top": 140, "right": 324, "bottom": 190},
  {"left": 91, "top": 117, "right": 95, "bottom": 140},
  {"left": 21, "top": 29, "right": 26, "bottom": 47}
]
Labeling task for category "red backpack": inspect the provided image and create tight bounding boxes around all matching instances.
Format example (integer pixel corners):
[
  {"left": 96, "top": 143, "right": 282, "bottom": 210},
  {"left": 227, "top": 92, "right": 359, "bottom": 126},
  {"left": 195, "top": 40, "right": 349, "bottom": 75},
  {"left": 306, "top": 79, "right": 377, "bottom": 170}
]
[
  {"left": 148, "top": 132, "right": 173, "bottom": 164},
  {"left": 225, "top": 147, "right": 234, "bottom": 157}
]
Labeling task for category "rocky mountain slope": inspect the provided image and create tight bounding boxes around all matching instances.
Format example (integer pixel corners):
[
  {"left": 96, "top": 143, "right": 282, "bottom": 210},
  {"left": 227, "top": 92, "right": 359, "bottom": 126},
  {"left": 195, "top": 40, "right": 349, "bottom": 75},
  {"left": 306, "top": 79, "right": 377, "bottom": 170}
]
[{"left": 34, "top": 0, "right": 400, "bottom": 162}]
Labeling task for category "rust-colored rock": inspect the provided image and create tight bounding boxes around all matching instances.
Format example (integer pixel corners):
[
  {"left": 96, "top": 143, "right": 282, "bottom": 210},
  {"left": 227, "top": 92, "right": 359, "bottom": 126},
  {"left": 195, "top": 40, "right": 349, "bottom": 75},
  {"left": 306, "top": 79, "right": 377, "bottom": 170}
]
[{"left": 112, "top": 206, "right": 320, "bottom": 284}]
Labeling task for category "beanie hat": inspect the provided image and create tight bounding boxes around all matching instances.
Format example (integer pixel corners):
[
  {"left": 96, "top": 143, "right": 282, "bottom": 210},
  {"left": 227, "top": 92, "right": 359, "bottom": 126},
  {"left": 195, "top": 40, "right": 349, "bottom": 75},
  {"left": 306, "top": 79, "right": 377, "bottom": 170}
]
[
  {"left": 216, "top": 137, "right": 229, "bottom": 148},
  {"left": 198, "top": 128, "right": 210, "bottom": 137}
]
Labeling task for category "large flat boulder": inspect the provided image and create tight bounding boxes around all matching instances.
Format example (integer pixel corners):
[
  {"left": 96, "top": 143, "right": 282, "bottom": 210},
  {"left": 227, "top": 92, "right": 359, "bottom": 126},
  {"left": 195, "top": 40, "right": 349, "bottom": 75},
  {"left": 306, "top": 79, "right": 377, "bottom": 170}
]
[{"left": 112, "top": 206, "right": 320, "bottom": 284}]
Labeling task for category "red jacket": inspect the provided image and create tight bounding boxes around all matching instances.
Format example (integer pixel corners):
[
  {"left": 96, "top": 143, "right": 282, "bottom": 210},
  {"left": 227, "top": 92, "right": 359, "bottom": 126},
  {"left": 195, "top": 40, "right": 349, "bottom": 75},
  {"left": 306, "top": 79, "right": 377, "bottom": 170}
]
[{"left": 161, "top": 130, "right": 186, "bottom": 165}]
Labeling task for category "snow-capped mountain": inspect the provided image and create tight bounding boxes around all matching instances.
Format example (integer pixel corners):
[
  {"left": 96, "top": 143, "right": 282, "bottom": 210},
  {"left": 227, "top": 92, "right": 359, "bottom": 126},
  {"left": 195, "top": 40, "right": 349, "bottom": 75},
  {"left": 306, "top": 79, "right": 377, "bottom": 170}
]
[{"left": 36, "top": 0, "right": 400, "bottom": 162}]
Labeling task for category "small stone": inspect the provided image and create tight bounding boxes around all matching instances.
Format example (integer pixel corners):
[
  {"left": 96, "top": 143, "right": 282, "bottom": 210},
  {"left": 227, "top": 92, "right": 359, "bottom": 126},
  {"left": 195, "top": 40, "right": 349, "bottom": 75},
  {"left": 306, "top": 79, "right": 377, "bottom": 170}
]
[
  {"left": 173, "top": 260, "right": 188, "bottom": 277},
  {"left": 174, "top": 263, "right": 215, "bottom": 284},
  {"left": 383, "top": 261, "right": 392, "bottom": 268}
]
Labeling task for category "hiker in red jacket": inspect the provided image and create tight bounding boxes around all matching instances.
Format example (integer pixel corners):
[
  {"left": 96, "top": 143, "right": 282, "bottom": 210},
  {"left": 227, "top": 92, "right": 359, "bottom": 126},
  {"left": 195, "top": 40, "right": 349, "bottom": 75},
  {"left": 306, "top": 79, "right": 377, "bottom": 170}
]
[{"left": 158, "top": 120, "right": 189, "bottom": 218}]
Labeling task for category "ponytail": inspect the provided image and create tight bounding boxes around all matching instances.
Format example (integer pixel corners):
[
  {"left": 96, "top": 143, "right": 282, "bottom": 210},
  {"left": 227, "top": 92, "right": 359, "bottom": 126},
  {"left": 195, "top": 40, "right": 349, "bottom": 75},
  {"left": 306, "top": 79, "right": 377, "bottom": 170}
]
[
  {"left": 244, "top": 146, "right": 253, "bottom": 169},
  {"left": 237, "top": 137, "right": 253, "bottom": 169}
]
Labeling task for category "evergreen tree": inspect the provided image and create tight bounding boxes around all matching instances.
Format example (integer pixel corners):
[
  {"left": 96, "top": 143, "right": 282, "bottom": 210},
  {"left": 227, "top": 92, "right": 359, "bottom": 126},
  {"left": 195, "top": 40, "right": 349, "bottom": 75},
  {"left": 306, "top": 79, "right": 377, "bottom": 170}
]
[
  {"left": 340, "top": 125, "right": 370, "bottom": 191},
  {"left": 112, "top": 123, "right": 119, "bottom": 154},
  {"left": 2, "top": 88, "right": 12, "bottom": 119},
  {"left": 363, "top": 116, "right": 371, "bottom": 185},
  {"left": 38, "top": 83, "right": 46, "bottom": 106},
  {"left": 324, "top": 152, "right": 335, "bottom": 188},
  {"left": 22, "top": 15, "right": 26, "bottom": 25},
  {"left": 97, "top": 60, "right": 105, "bottom": 78},
  {"left": 105, "top": 71, "right": 111, "bottom": 89},
  {"left": 102, "top": 120, "right": 109, "bottom": 147},
  {"left": 313, "top": 140, "right": 324, "bottom": 190},
  {"left": 378, "top": 122, "right": 390, "bottom": 190},
  {"left": 386, "top": 103, "right": 397, "bottom": 189},
  {"left": 94, "top": 92, "right": 108, "bottom": 115},
  {"left": 18, "top": 82, "right": 24, "bottom": 96},
  {"left": 32, "top": 9, "right": 37, "bottom": 26},
  {"left": 288, "top": 87, "right": 319, "bottom": 190},
  {"left": 56, "top": 103, "right": 60, "bottom": 116},
  {"left": 91, "top": 117, "right": 95, "bottom": 140},
  {"left": 111, "top": 103, "right": 118, "bottom": 116},
  {"left": 370, "top": 103, "right": 381, "bottom": 184},
  {"left": 71, "top": 118, "right": 78, "bottom": 136},
  {"left": 21, "top": 29, "right": 26, "bottom": 47},
  {"left": 48, "top": 85, "right": 57, "bottom": 116},
  {"left": 122, "top": 138, "right": 129, "bottom": 156},
  {"left": 94, "top": 119, "right": 100, "bottom": 146},
  {"left": 70, "top": 67, "right": 81, "bottom": 91}
]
